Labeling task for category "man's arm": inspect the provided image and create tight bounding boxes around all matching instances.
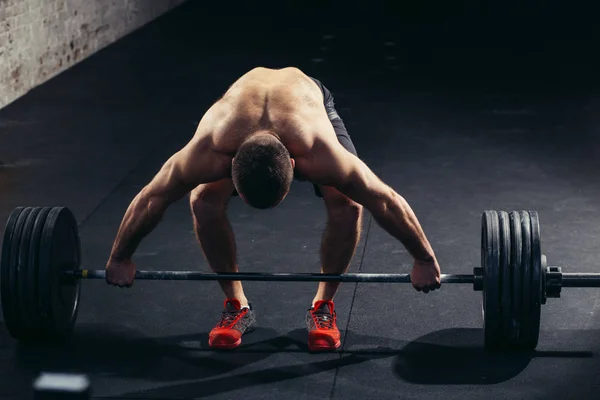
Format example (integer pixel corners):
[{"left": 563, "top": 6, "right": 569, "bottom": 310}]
[
  {"left": 295, "top": 139, "right": 435, "bottom": 263},
  {"left": 109, "top": 136, "right": 231, "bottom": 261}
]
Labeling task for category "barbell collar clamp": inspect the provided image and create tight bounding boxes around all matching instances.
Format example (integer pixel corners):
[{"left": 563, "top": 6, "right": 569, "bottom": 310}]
[
  {"left": 473, "top": 267, "right": 484, "bottom": 291},
  {"left": 545, "top": 266, "right": 562, "bottom": 300}
]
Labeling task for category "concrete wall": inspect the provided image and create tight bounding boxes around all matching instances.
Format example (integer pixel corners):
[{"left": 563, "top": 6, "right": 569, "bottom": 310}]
[{"left": 0, "top": 0, "right": 186, "bottom": 108}]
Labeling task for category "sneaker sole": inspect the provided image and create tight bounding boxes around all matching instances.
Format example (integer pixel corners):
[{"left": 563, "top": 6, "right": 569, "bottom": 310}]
[
  {"left": 308, "top": 340, "right": 341, "bottom": 352},
  {"left": 209, "top": 337, "right": 243, "bottom": 350},
  {"left": 208, "top": 326, "right": 256, "bottom": 350}
]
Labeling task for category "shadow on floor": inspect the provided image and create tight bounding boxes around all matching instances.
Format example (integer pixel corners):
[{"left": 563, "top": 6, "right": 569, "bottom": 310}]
[
  {"left": 6, "top": 324, "right": 597, "bottom": 398},
  {"left": 7, "top": 325, "right": 382, "bottom": 398},
  {"left": 392, "top": 328, "right": 593, "bottom": 385},
  {"left": 12, "top": 323, "right": 289, "bottom": 382}
]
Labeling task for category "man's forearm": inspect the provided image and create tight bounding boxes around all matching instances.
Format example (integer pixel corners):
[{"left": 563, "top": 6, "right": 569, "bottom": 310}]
[
  {"left": 370, "top": 190, "right": 436, "bottom": 262},
  {"left": 109, "top": 191, "right": 167, "bottom": 261}
]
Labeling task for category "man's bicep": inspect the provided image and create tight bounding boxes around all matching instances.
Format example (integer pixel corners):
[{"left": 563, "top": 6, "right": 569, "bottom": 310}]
[
  {"left": 144, "top": 139, "right": 230, "bottom": 204},
  {"left": 336, "top": 155, "right": 391, "bottom": 207},
  {"left": 299, "top": 141, "right": 390, "bottom": 207},
  {"left": 143, "top": 152, "right": 194, "bottom": 203}
]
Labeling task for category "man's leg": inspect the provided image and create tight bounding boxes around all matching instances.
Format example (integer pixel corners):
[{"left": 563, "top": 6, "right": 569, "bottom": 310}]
[
  {"left": 190, "top": 179, "right": 255, "bottom": 349},
  {"left": 306, "top": 185, "right": 363, "bottom": 351},
  {"left": 313, "top": 186, "right": 363, "bottom": 305},
  {"left": 189, "top": 179, "right": 249, "bottom": 306}
]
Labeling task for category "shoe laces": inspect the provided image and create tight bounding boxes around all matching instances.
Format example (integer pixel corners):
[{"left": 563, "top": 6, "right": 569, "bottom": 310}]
[
  {"left": 312, "top": 309, "right": 335, "bottom": 329},
  {"left": 218, "top": 306, "right": 245, "bottom": 328}
]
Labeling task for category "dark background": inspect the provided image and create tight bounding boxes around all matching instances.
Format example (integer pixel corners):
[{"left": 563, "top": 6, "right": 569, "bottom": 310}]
[{"left": 183, "top": 0, "right": 599, "bottom": 86}]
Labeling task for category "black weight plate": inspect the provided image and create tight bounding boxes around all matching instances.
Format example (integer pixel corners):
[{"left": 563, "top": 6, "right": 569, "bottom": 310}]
[
  {"left": 519, "top": 211, "right": 533, "bottom": 350},
  {"left": 1, "top": 207, "right": 26, "bottom": 339},
  {"left": 38, "top": 207, "right": 81, "bottom": 340},
  {"left": 23, "top": 207, "right": 53, "bottom": 340},
  {"left": 16, "top": 207, "right": 43, "bottom": 338},
  {"left": 497, "top": 211, "right": 512, "bottom": 347},
  {"left": 482, "top": 210, "right": 501, "bottom": 349},
  {"left": 509, "top": 211, "right": 523, "bottom": 343},
  {"left": 527, "top": 211, "right": 542, "bottom": 350},
  {"left": 5, "top": 207, "right": 34, "bottom": 339}
]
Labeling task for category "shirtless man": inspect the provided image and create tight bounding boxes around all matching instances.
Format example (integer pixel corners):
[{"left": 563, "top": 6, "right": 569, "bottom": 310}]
[{"left": 105, "top": 67, "right": 441, "bottom": 351}]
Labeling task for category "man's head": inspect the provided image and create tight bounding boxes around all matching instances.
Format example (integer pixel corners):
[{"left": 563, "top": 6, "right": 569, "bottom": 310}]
[{"left": 232, "top": 133, "right": 294, "bottom": 209}]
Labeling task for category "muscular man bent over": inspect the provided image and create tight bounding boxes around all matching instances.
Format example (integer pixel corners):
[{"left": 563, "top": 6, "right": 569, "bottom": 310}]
[{"left": 105, "top": 67, "right": 441, "bottom": 351}]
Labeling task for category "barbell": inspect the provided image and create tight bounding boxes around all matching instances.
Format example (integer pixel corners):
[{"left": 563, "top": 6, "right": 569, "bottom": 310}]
[{"left": 2, "top": 206, "right": 599, "bottom": 350}]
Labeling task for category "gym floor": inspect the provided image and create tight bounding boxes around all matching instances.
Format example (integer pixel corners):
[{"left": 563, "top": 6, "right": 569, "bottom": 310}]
[{"left": 2, "top": 2, "right": 600, "bottom": 399}]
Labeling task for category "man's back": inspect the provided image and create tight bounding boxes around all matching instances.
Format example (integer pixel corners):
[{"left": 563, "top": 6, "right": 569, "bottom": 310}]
[{"left": 201, "top": 67, "right": 332, "bottom": 157}]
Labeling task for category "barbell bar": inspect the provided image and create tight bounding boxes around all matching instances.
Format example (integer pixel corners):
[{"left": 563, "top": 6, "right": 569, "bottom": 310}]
[
  {"left": 66, "top": 270, "right": 476, "bottom": 283},
  {"left": 63, "top": 269, "right": 600, "bottom": 287},
  {"left": 1, "top": 206, "right": 598, "bottom": 351}
]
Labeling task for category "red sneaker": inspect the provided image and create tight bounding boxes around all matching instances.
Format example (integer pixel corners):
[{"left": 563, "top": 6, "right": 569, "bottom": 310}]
[
  {"left": 306, "top": 300, "right": 341, "bottom": 351},
  {"left": 208, "top": 299, "right": 256, "bottom": 350}
]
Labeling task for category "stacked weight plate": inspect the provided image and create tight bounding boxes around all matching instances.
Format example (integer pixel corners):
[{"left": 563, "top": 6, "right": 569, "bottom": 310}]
[
  {"left": 482, "top": 210, "right": 543, "bottom": 351},
  {"left": 1, "top": 207, "right": 81, "bottom": 342}
]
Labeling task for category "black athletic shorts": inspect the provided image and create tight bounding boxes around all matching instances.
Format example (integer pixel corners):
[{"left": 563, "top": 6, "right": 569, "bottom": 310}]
[
  {"left": 307, "top": 77, "right": 357, "bottom": 197},
  {"left": 232, "top": 76, "right": 357, "bottom": 198}
]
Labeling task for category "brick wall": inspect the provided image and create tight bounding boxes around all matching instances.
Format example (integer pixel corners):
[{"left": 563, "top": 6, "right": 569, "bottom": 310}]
[{"left": 0, "top": 0, "right": 186, "bottom": 108}]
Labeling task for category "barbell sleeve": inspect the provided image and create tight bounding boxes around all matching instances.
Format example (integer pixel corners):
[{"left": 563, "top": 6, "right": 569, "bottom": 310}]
[
  {"left": 561, "top": 273, "right": 600, "bottom": 288},
  {"left": 65, "top": 270, "right": 476, "bottom": 283}
]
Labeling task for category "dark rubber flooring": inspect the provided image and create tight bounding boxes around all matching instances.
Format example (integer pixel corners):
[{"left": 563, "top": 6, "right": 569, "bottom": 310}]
[{"left": 2, "top": 2, "right": 600, "bottom": 399}]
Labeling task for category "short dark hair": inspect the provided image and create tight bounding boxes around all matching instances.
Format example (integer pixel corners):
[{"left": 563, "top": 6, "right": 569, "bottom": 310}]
[{"left": 232, "top": 135, "right": 294, "bottom": 209}]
